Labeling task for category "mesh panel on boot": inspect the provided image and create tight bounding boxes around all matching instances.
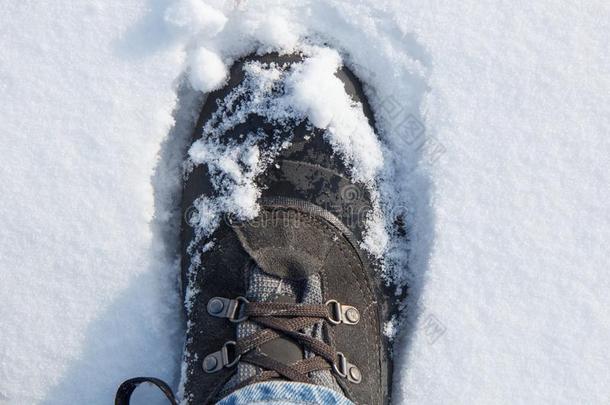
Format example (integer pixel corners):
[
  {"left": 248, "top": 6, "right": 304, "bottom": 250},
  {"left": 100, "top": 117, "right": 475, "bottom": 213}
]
[{"left": 222, "top": 265, "right": 342, "bottom": 394}]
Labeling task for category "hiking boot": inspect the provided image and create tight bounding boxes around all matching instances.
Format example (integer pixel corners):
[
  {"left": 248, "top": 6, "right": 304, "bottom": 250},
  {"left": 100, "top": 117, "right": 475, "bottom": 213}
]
[{"left": 116, "top": 52, "right": 394, "bottom": 405}]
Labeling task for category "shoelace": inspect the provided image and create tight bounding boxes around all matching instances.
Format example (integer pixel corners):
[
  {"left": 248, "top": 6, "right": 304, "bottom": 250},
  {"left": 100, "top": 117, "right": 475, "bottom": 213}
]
[
  {"left": 217, "top": 301, "right": 340, "bottom": 388},
  {"left": 115, "top": 300, "right": 360, "bottom": 404}
]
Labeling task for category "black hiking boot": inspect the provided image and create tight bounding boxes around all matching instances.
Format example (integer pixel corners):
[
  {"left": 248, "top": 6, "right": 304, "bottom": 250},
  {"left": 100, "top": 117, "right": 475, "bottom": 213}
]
[{"left": 115, "top": 52, "right": 394, "bottom": 405}]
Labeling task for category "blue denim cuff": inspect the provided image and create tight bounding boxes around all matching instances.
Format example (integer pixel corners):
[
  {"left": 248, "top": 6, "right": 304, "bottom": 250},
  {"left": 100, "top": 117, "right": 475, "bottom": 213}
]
[{"left": 215, "top": 381, "right": 355, "bottom": 405}]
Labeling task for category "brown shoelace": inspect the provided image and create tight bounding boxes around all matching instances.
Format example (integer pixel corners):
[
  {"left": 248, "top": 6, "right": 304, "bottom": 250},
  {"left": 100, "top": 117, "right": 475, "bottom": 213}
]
[
  {"left": 115, "top": 301, "right": 351, "bottom": 405},
  {"left": 224, "top": 301, "right": 339, "bottom": 390}
]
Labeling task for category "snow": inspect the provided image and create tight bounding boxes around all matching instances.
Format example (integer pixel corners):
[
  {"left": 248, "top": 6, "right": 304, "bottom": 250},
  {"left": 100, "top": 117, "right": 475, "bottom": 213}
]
[
  {"left": 1, "top": 1, "right": 609, "bottom": 404},
  {"left": 164, "top": 0, "right": 227, "bottom": 38},
  {"left": 284, "top": 47, "right": 384, "bottom": 184},
  {"left": 187, "top": 47, "right": 228, "bottom": 93}
]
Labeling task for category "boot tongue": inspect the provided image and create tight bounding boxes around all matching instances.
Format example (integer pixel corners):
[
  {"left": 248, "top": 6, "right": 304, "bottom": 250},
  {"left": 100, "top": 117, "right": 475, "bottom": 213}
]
[
  {"left": 229, "top": 265, "right": 303, "bottom": 387},
  {"left": 220, "top": 265, "right": 342, "bottom": 396},
  {"left": 257, "top": 295, "right": 304, "bottom": 365}
]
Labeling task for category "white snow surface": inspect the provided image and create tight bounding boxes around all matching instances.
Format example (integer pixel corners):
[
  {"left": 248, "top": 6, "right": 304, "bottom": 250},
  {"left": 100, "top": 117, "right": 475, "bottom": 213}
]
[{"left": 1, "top": 1, "right": 609, "bottom": 404}]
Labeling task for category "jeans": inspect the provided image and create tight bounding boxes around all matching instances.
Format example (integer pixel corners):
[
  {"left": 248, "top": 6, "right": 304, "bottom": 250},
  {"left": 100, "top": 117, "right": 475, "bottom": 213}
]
[{"left": 216, "top": 381, "right": 355, "bottom": 405}]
